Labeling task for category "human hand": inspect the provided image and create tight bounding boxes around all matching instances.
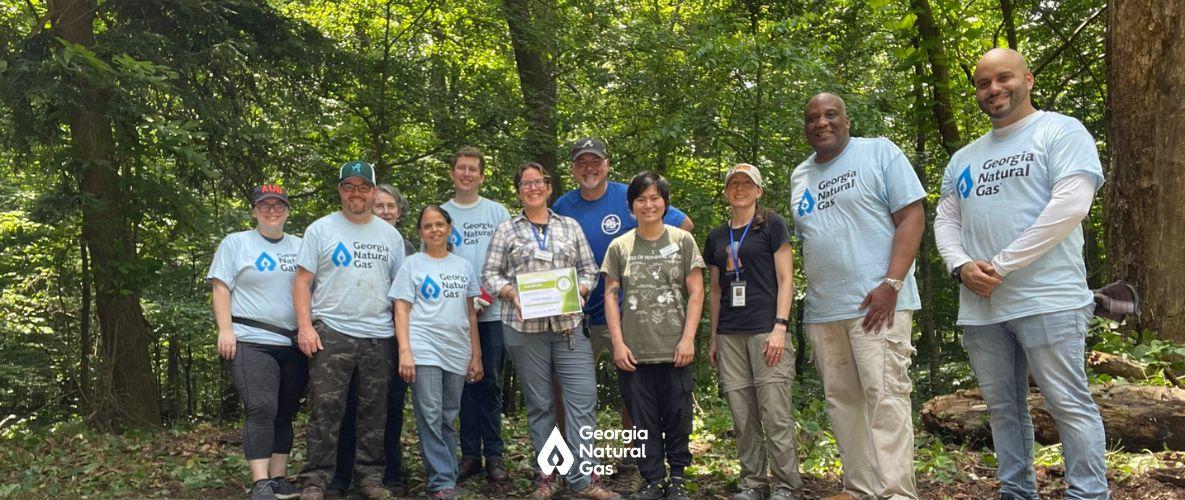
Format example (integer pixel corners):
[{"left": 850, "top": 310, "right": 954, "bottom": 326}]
[
  {"left": 399, "top": 349, "right": 416, "bottom": 383},
  {"left": 673, "top": 337, "right": 695, "bottom": 368},
  {"left": 217, "top": 329, "right": 237, "bottom": 360},
  {"left": 858, "top": 282, "right": 898, "bottom": 334},
  {"left": 467, "top": 355, "right": 484, "bottom": 383},
  {"left": 297, "top": 325, "right": 322, "bottom": 358},
  {"left": 709, "top": 339, "right": 718, "bottom": 367},
  {"left": 763, "top": 324, "right": 788, "bottom": 367},
  {"left": 613, "top": 342, "right": 638, "bottom": 372},
  {"left": 962, "top": 260, "right": 1003, "bottom": 297}
]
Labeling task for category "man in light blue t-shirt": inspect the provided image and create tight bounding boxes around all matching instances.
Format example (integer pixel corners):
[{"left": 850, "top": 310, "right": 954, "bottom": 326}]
[
  {"left": 935, "top": 49, "right": 1107, "bottom": 499},
  {"left": 440, "top": 146, "right": 512, "bottom": 485},
  {"left": 790, "top": 93, "right": 925, "bottom": 500},
  {"left": 294, "top": 161, "right": 407, "bottom": 500}
]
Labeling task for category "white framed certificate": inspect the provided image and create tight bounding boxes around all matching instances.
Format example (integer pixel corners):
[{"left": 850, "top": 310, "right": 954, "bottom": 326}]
[{"left": 516, "top": 267, "right": 581, "bottom": 320}]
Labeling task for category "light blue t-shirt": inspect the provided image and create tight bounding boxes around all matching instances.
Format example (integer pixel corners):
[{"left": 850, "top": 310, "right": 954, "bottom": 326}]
[
  {"left": 442, "top": 197, "right": 511, "bottom": 322},
  {"left": 553, "top": 181, "right": 688, "bottom": 325},
  {"left": 790, "top": 137, "right": 925, "bottom": 323},
  {"left": 206, "top": 230, "right": 302, "bottom": 346},
  {"left": 297, "top": 212, "right": 406, "bottom": 338},
  {"left": 940, "top": 111, "right": 1104, "bottom": 325},
  {"left": 389, "top": 253, "right": 481, "bottom": 375}
]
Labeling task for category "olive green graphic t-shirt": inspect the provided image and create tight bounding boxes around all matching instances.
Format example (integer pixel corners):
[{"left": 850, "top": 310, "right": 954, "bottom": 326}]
[{"left": 601, "top": 227, "right": 705, "bottom": 364}]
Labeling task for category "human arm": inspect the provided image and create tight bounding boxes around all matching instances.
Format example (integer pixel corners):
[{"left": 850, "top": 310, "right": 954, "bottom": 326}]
[
  {"left": 604, "top": 275, "right": 636, "bottom": 372},
  {"left": 708, "top": 266, "right": 721, "bottom": 367},
  {"left": 764, "top": 243, "right": 794, "bottom": 367},
  {"left": 466, "top": 299, "right": 483, "bottom": 382},
  {"left": 934, "top": 194, "right": 1000, "bottom": 297},
  {"left": 211, "top": 279, "right": 236, "bottom": 360},
  {"left": 293, "top": 267, "right": 322, "bottom": 357},
  {"left": 859, "top": 200, "right": 924, "bottom": 333},
  {"left": 395, "top": 300, "right": 415, "bottom": 383},
  {"left": 990, "top": 174, "right": 1097, "bottom": 276}
]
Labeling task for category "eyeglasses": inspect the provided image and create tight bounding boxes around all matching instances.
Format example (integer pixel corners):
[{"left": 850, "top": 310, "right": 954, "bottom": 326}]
[
  {"left": 339, "top": 183, "right": 374, "bottom": 194},
  {"left": 518, "top": 179, "right": 549, "bottom": 190},
  {"left": 254, "top": 203, "right": 289, "bottom": 213}
]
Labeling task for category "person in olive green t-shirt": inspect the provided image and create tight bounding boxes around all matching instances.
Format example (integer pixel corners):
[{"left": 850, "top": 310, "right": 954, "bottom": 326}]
[{"left": 602, "top": 171, "right": 705, "bottom": 500}]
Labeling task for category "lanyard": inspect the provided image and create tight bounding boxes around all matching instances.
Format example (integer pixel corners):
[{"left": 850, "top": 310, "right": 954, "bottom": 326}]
[
  {"left": 728, "top": 219, "right": 752, "bottom": 278},
  {"left": 530, "top": 221, "right": 549, "bottom": 251}
]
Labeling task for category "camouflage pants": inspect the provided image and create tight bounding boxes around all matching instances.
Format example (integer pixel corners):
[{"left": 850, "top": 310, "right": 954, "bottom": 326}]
[{"left": 298, "top": 321, "right": 393, "bottom": 488}]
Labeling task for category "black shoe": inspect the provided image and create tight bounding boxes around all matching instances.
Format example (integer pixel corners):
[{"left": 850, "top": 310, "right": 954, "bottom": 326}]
[
  {"left": 457, "top": 457, "right": 482, "bottom": 483},
  {"left": 628, "top": 481, "right": 665, "bottom": 500},
  {"left": 486, "top": 458, "right": 509, "bottom": 483},
  {"left": 271, "top": 477, "right": 301, "bottom": 499},
  {"left": 666, "top": 478, "right": 691, "bottom": 500},
  {"left": 250, "top": 479, "right": 277, "bottom": 500}
]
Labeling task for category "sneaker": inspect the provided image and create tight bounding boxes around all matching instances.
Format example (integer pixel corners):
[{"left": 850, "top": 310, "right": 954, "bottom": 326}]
[
  {"left": 359, "top": 483, "right": 394, "bottom": 500},
  {"left": 429, "top": 487, "right": 458, "bottom": 499},
  {"left": 251, "top": 479, "right": 277, "bottom": 500},
  {"left": 666, "top": 478, "right": 691, "bottom": 500},
  {"left": 574, "top": 480, "right": 622, "bottom": 500},
  {"left": 768, "top": 487, "right": 796, "bottom": 500},
  {"left": 458, "top": 457, "right": 483, "bottom": 483},
  {"left": 271, "top": 477, "right": 301, "bottom": 500},
  {"left": 486, "top": 458, "right": 510, "bottom": 483},
  {"left": 300, "top": 485, "right": 326, "bottom": 500},
  {"left": 733, "top": 488, "right": 765, "bottom": 500},
  {"left": 528, "top": 473, "right": 564, "bottom": 500},
  {"left": 628, "top": 481, "right": 665, "bottom": 500}
]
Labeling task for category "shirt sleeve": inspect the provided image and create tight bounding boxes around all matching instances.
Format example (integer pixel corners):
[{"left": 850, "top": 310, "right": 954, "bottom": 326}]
[
  {"left": 991, "top": 174, "right": 1097, "bottom": 276},
  {"left": 766, "top": 214, "right": 792, "bottom": 250},
  {"left": 388, "top": 258, "right": 416, "bottom": 303},
  {"left": 206, "top": 235, "right": 239, "bottom": 289},
  {"left": 1047, "top": 119, "right": 1105, "bottom": 189},
  {"left": 702, "top": 230, "right": 718, "bottom": 268},
  {"left": 663, "top": 205, "right": 688, "bottom": 228},
  {"left": 482, "top": 221, "right": 514, "bottom": 293},
  {"left": 296, "top": 222, "right": 321, "bottom": 273},
  {"left": 680, "top": 232, "right": 706, "bottom": 275},
  {"left": 389, "top": 229, "right": 407, "bottom": 281},
  {"left": 572, "top": 219, "right": 599, "bottom": 291},
  {"left": 881, "top": 140, "right": 927, "bottom": 212},
  {"left": 601, "top": 240, "right": 624, "bottom": 282},
  {"left": 934, "top": 193, "right": 972, "bottom": 272},
  {"left": 466, "top": 261, "right": 481, "bottom": 298}
]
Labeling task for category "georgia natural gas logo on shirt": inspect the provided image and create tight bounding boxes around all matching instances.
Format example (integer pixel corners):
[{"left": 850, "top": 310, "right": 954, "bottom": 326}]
[
  {"left": 330, "top": 241, "right": 391, "bottom": 268},
  {"left": 455, "top": 221, "right": 498, "bottom": 247},
  {"left": 958, "top": 150, "right": 1035, "bottom": 199},
  {"left": 796, "top": 169, "right": 857, "bottom": 216},
  {"left": 255, "top": 251, "right": 297, "bottom": 272},
  {"left": 419, "top": 273, "right": 470, "bottom": 300}
]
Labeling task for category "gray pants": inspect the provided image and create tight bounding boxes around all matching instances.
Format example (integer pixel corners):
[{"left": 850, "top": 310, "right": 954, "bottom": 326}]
[{"left": 503, "top": 325, "right": 599, "bottom": 492}]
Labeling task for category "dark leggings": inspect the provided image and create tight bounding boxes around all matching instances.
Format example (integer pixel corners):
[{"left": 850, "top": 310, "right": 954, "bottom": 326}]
[{"left": 226, "top": 341, "right": 309, "bottom": 460}]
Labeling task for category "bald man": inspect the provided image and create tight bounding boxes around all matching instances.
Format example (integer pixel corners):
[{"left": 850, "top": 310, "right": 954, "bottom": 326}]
[
  {"left": 790, "top": 93, "right": 925, "bottom": 500},
  {"left": 935, "top": 48, "right": 1108, "bottom": 499}
]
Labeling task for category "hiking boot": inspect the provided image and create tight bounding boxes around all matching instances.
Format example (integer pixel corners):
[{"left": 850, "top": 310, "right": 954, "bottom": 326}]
[
  {"left": 324, "top": 485, "right": 347, "bottom": 498},
  {"left": 251, "top": 479, "right": 277, "bottom": 500},
  {"left": 486, "top": 457, "right": 510, "bottom": 482},
  {"left": 457, "top": 457, "right": 483, "bottom": 483},
  {"left": 574, "top": 478, "right": 622, "bottom": 500},
  {"left": 385, "top": 481, "right": 409, "bottom": 497},
  {"left": 628, "top": 480, "right": 665, "bottom": 500},
  {"left": 733, "top": 488, "right": 765, "bottom": 500},
  {"left": 528, "top": 473, "right": 563, "bottom": 500},
  {"left": 271, "top": 477, "right": 301, "bottom": 499},
  {"left": 666, "top": 478, "right": 691, "bottom": 500},
  {"left": 768, "top": 487, "right": 797, "bottom": 500},
  {"left": 300, "top": 485, "right": 326, "bottom": 500},
  {"left": 359, "top": 483, "right": 393, "bottom": 500}
]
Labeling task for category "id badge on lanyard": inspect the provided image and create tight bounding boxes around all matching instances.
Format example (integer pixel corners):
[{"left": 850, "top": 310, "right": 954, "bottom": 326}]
[
  {"left": 728, "top": 220, "right": 752, "bottom": 308},
  {"left": 531, "top": 222, "right": 553, "bottom": 261}
]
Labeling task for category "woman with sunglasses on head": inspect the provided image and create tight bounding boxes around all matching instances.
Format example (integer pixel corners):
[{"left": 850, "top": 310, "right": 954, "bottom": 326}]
[
  {"left": 482, "top": 163, "right": 619, "bottom": 500},
  {"left": 388, "top": 205, "right": 484, "bottom": 500},
  {"left": 207, "top": 185, "right": 306, "bottom": 500}
]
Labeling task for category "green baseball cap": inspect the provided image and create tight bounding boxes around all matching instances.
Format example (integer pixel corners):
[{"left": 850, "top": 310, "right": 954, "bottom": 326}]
[{"left": 338, "top": 160, "right": 376, "bottom": 185}]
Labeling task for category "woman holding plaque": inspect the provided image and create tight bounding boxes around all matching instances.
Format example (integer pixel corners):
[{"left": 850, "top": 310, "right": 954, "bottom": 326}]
[
  {"left": 704, "top": 164, "right": 803, "bottom": 500},
  {"left": 481, "top": 163, "right": 617, "bottom": 500}
]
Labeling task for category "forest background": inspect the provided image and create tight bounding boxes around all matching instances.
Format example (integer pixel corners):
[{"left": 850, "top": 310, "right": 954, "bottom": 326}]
[{"left": 1, "top": 0, "right": 1184, "bottom": 497}]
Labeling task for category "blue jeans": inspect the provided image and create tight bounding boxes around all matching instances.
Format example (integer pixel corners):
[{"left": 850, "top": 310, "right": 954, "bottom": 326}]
[
  {"left": 460, "top": 321, "right": 506, "bottom": 460},
  {"left": 962, "top": 306, "right": 1108, "bottom": 500},
  {"left": 411, "top": 366, "right": 466, "bottom": 493}
]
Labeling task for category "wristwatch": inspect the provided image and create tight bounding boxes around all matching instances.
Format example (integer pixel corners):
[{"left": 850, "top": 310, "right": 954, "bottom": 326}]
[
  {"left": 951, "top": 263, "right": 966, "bottom": 284},
  {"left": 773, "top": 318, "right": 790, "bottom": 327},
  {"left": 882, "top": 277, "right": 905, "bottom": 291}
]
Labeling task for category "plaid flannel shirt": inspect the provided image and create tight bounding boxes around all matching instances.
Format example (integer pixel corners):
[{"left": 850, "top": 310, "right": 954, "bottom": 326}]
[{"left": 482, "top": 209, "right": 597, "bottom": 333}]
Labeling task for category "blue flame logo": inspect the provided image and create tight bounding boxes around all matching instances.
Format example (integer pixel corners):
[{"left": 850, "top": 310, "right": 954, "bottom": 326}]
[
  {"left": 255, "top": 252, "right": 277, "bottom": 272},
  {"left": 450, "top": 228, "right": 463, "bottom": 247},
  {"left": 331, "top": 242, "right": 352, "bottom": 267},
  {"left": 957, "top": 165, "right": 974, "bottom": 199},
  {"left": 796, "top": 189, "right": 816, "bottom": 217},
  {"left": 420, "top": 275, "right": 442, "bottom": 300}
]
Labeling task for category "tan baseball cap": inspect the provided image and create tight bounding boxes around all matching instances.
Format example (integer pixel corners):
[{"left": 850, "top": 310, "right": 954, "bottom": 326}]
[{"left": 724, "top": 163, "right": 763, "bottom": 188}]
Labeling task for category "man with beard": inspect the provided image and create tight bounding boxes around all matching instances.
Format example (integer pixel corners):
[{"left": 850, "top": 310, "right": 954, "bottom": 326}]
[
  {"left": 294, "top": 161, "right": 407, "bottom": 500},
  {"left": 935, "top": 48, "right": 1108, "bottom": 499}
]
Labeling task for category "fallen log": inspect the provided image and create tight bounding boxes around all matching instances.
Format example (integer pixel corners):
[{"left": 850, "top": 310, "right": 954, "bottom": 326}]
[
  {"left": 921, "top": 384, "right": 1185, "bottom": 451},
  {"left": 1087, "top": 351, "right": 1147, "bottom": 380}
]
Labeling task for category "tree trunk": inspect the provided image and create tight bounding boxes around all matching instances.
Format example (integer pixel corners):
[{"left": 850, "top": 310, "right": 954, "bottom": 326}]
[
  {"left": 1106, "top": 0, "right": 1185, "bottom": 342},
  {"left": 921, "top": 384, "right": 1185, "bottom": 451},
  {"left": 50, "top": 0, "right": 161, "bottom": 429},
  {"left": 79, "top": 238, "right": 92, "bottom": 403},
  {"left": 999, "top": 0, "right": 1018, "bottom": 49},
  {"left": 911, "top": 0, "right": 963, "bottom": 155},
  {"left": 911, "top": 47, "right": 941, "bottom": 394},
  {"left": 502, "top": 0, "right": 560, "bottom": 196}
]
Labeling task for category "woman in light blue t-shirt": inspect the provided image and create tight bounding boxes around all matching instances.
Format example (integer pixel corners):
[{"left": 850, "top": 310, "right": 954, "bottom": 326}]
[{"left": 390, "top": 205, "right": 483, "bottom": 500}]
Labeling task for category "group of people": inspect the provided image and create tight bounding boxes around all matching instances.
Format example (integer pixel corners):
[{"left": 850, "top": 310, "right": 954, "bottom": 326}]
[{"left": 209, "top": 47, "right": 1110, "bottom": 500}]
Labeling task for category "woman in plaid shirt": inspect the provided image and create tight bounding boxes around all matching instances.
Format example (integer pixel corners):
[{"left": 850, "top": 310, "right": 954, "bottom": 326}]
[{"left": 481, "top": 163, "right": 619, "bottom": 500}]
